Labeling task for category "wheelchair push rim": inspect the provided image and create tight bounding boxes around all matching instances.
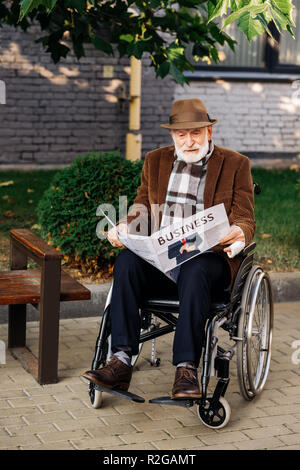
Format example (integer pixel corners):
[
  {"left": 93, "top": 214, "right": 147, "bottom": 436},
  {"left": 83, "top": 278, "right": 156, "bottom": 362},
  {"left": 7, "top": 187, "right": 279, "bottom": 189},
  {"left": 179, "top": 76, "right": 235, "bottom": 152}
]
[{"left": 237, "top": 266, "right": 273, "bottom": 400}]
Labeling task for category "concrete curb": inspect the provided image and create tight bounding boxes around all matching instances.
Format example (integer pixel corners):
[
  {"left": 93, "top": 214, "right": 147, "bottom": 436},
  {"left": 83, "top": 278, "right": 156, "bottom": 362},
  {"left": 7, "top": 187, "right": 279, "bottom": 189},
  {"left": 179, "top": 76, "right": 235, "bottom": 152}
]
[{"left": 0, "top": 272, "right": 299, "bottom": 324}]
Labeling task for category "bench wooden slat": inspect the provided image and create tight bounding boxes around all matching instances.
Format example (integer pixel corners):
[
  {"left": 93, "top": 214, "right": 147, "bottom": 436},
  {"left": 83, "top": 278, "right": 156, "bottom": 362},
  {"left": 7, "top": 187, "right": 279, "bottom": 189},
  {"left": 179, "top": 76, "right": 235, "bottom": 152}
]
[{"left": 0, "top": 269, "right": 91, "bottom": 305}]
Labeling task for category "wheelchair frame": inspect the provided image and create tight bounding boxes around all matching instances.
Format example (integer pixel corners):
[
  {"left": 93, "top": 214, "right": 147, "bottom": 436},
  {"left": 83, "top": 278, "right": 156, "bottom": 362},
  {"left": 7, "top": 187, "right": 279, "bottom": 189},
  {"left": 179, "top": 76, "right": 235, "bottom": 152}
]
[{"left": 87, "top": 240, "right": 274, "bottom": 429}]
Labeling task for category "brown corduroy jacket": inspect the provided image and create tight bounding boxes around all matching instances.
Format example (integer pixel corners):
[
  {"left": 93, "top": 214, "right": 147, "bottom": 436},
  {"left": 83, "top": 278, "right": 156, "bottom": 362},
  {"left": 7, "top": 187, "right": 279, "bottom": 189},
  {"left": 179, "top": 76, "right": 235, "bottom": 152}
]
[{"left": 118, "top": 144, "right": 256, "bottom": 290}]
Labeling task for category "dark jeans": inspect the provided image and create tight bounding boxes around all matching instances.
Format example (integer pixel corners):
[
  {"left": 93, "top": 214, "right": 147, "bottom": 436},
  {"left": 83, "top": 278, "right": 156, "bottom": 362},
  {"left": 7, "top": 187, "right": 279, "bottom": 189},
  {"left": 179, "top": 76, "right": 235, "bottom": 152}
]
[{"left": 109, "top": 249, "right": 231, "bottom": 368}]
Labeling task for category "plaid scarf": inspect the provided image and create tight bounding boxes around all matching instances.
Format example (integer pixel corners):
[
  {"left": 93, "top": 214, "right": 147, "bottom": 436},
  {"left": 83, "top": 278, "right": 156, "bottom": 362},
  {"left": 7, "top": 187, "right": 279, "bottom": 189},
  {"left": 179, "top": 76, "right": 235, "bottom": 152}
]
[{"left": 160, "top": 139, "right": 214, "bottom": 228}]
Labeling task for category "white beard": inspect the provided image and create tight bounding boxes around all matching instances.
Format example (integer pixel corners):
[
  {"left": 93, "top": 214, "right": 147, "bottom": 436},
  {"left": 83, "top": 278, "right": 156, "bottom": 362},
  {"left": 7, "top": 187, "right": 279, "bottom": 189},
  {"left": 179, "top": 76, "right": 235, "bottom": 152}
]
[{"left": 173, "top": 128, "right": 209, "bottom": 163}]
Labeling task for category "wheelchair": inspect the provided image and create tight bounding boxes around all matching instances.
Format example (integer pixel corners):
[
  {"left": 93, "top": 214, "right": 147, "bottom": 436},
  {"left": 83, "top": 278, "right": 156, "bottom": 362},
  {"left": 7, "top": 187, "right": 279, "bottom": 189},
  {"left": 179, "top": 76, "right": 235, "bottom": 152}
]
[{"left": 87, "top": 186, "right": 274, "bottom": 429}]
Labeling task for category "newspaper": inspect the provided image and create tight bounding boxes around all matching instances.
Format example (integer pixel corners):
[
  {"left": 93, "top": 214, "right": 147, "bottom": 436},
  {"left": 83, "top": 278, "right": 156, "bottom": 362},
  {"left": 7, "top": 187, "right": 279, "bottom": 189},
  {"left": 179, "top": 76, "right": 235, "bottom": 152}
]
[{"left": 98, "top": 203, "right": 230, "bottom": 283}]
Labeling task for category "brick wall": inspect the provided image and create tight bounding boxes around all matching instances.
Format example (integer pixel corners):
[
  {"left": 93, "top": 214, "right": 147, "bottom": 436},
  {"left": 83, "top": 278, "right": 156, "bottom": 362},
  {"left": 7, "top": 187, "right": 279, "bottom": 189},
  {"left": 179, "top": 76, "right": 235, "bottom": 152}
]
[
  {"left": 174, "top": 80, "right": 300, "bottom": 156},
  {"left": 0, "top": 24, "right": 130, "bottom": 163},
  {"left": 0, "top": 24, "right": 176, "bottom": 164},
  {"left": 141, "top": 55, "right": 175, "bottom": 154},
  {"left": 0, "top": 24, "right": 299, "bottom": 164}
]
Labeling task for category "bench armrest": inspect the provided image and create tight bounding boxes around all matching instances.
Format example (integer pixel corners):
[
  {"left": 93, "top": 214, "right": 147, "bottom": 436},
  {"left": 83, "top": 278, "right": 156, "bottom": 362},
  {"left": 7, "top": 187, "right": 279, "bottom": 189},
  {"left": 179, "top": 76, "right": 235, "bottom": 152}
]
[{"left": 10, "top": 228, "right": 62, "bottom": 262}]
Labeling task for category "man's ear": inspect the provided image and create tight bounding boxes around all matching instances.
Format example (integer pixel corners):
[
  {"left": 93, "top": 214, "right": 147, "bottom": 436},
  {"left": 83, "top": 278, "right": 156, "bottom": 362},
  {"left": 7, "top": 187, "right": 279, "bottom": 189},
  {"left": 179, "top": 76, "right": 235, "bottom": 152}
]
[{"left": 207, "top": 125, "right": 212, "bottom": 140}]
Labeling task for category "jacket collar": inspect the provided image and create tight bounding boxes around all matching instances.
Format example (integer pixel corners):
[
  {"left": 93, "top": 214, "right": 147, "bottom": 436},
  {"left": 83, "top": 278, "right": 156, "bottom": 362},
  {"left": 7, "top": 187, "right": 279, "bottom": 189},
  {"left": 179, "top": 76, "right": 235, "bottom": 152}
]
[{"left": 158, "top": 144, "right": 225, "bottom": 210}]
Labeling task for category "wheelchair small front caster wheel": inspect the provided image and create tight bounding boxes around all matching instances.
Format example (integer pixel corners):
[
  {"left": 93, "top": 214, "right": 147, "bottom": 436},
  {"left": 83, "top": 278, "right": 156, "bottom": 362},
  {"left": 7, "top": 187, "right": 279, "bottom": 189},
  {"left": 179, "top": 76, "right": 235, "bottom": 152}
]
[
  {"left": 89, "top": 386, "right": 103, "bottom": 409},
  {"left": 197, "top": 396, "right": 231, "bottom": 429}
]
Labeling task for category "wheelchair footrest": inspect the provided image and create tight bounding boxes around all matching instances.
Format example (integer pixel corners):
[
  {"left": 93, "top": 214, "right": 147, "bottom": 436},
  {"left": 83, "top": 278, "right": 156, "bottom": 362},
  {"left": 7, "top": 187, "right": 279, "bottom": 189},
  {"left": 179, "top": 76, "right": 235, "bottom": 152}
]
[
  {"left": 149, "top": 396, "right": 197, "bottom": 408},
  {"left": 94, "top": 384, "right": 145, "bottom": 403}
]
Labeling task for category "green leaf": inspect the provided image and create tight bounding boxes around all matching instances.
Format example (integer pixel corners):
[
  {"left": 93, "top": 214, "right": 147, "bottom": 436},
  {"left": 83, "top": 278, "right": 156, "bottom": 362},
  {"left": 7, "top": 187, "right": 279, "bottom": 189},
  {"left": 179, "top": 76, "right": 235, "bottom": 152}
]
[
  {"left": 207, "top": 0, "right": 231, "bottom": 24},
  {"left": 19, "top": 0, "right": 57, "bottom": 21},
  {"left": 169, "top": 62, "right": 187, "bottom": 86},
  {"left": 286, "top": 23, "right": 295, "bottom": 38},
  {"left": 210, "top": 45, "right": 220, "bottom": 62},
  {"left": 192, "top": 43, "right": 210, "bottom": 57},
  {"left": 72, "top": 35, "right": 85, "bottom": 59},
  {"left": 166, "top": 45, "right": 185, "bottom": 61},
  {"left": 92, "top": 36, "right": 114, "bottom": 55},
  {"left": 50, "top": 41, "right": 70, "bottom": 63},
  {"left": 127, "top": 41, "right": 147, "bottom": 59},
  {"left": 157, "top": 60, "right": 170, "bottom": 79},
  {"left": 237, "top": 10, "right": 265, "bottom": 41},
  {"left": 230, "top": 0, "right": 248, "bottom": 10},
  {"left": 19, "top": 0, "right": 40, "bottom": 21},
  {"left": 117, "top": 42, "right": 128, "bottom": 57},
  {"left": 270, "top": 0, "right": 296, "bottom": 25},
  {"left": 209, "top": 22, "right": 237, "bottom": 49},
  {"left": 269, "top": 2, "right": 296, "bottom": 34},
  {"left": 256, "top": 13, "right": 276, "bottom": 39},
  {"left": 222, "top": 3, "right": 267, "bottom": 30},
  {"left": 119, "top": 34, "right": 135, "bottom": 43}
]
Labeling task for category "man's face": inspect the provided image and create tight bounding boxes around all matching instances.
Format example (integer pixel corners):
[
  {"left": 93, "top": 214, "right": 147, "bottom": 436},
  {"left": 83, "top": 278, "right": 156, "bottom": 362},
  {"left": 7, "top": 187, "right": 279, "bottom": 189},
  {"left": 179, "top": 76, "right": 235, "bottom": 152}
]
[{"left": 170, "top": 126, "right": 212, "bottom": 163}]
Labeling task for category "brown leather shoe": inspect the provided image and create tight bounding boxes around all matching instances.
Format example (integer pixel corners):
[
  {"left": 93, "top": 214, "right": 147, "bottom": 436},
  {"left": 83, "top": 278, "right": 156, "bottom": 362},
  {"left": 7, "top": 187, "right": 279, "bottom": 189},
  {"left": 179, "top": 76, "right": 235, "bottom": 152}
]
[
  {"left": 171, "top": 366, "right": 202, "bottom": 399},
  {"left": 82, "top": 356, "right": 132, "bottom": 391}
]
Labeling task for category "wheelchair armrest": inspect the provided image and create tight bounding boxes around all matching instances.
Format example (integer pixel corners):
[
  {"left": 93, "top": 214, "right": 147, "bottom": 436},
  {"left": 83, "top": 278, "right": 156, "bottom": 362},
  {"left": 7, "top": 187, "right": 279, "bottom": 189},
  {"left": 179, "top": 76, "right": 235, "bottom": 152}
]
[{"left": 241, "top": 241, "right": 256, "bottom": 258}]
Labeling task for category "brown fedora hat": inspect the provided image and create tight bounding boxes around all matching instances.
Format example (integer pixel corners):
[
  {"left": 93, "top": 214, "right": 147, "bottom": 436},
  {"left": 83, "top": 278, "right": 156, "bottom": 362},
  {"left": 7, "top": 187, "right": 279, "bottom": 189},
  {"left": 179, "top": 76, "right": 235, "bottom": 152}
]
[{"left": 160, "top": 98, "right": 218, "bottom": 129}]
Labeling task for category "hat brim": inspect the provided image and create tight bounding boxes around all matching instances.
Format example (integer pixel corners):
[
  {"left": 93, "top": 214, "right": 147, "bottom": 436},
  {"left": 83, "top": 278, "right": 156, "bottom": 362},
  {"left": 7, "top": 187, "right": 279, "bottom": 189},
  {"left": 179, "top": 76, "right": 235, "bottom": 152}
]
[{"left": 160, "top": 119, "right": 218, "bottom": 129}]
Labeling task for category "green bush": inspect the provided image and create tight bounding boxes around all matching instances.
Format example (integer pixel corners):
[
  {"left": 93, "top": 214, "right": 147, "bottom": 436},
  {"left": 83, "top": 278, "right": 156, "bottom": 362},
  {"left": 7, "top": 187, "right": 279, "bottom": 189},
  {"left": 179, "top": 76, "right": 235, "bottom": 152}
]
[{"left": 36, "top": 150, "right": 143, "bottom": 275}]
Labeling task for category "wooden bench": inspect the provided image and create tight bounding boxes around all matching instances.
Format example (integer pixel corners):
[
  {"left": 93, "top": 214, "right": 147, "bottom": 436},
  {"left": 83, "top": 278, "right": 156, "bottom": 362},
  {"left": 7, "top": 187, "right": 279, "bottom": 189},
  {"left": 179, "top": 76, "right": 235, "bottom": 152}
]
[{"left": 0, "top": 228, "right": 91, "bottom": 385}]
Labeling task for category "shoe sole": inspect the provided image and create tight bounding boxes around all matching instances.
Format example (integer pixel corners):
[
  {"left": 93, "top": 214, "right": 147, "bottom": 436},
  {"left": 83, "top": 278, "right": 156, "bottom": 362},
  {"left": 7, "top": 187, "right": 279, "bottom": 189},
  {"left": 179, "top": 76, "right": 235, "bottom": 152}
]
[{"left": 82, "top": 372, "right": 130, "bottom": 391}]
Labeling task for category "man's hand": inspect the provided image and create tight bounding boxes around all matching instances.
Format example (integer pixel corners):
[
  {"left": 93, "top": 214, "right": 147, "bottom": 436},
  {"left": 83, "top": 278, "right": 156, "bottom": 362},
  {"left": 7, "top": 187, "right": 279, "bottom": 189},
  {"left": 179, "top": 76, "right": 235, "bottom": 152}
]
[
  {"left": 219, "top": 225, "right": 245, "bottom": 254},
  {"left": 107, "top": 223, "right": 128, "bottom": 249}
]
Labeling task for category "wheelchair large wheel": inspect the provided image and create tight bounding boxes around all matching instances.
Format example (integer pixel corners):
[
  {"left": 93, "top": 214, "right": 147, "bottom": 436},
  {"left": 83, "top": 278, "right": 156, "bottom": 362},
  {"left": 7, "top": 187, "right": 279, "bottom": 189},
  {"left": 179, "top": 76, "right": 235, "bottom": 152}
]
[{"left": 236, "top": 266, "right": 273, "bottom": 401}]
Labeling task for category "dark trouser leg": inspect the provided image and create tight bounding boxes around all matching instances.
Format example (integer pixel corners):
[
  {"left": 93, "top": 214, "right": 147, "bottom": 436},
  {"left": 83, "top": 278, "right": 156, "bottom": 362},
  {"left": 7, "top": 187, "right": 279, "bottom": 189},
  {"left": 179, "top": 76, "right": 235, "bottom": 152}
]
[
  {"left": 110, "top": 249, "right": 178, "bottom": 356},
  {"left": 173, "top": 252, "right": 231, "bottom": 368}
]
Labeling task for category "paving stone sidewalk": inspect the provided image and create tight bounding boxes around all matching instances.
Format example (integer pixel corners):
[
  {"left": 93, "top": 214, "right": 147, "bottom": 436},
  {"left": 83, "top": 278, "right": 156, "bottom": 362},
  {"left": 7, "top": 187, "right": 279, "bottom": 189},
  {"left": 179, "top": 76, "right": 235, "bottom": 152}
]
[{"left": 0, "top": 301, "right": 300, "bottom": 450}]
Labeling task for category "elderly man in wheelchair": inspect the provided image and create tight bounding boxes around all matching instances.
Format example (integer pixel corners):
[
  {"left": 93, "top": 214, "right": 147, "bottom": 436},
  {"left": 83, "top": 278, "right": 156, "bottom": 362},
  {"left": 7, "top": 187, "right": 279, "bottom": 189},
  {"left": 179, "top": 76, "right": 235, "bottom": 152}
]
[{"left": 83, "top": 98, "right": 273, "bottom": 429}]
